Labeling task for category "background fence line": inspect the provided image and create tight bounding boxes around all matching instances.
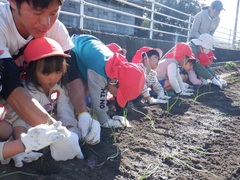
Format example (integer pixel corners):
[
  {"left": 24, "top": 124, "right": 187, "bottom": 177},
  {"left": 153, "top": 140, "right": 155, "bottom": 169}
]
[{"left": 59, "top": 0, "right": 240, "bottom": 50}]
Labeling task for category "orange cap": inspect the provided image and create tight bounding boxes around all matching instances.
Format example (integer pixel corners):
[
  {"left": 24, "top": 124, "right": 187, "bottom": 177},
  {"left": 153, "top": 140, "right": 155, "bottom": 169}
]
[
  {"left": 106, "top": 53, "right": 145, "bottom": 107},
  {"left": 24, "top": 37, "right": 70, "bottom": 63},
  {"left": 106, "top": 43, "right": 127, "bottom": 55}
]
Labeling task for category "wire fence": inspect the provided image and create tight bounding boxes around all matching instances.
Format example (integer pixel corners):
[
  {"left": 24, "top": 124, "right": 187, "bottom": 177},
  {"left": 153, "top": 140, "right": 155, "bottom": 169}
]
[{"left": 59, "top": 0, "right": 240, "bottom": 50}]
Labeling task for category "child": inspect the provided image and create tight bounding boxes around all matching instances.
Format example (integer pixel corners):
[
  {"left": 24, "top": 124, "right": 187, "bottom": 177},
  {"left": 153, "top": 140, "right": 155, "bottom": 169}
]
[
  {"left": 1, "top": 37, "right": 84, "bottom": 163},
  {"left": 156, "top": 43, "right": 196, "bottom": 96},
  {"left": 132, "top": 47, "right": 170, "bottom": 105},
  {"left": 188, "top": 34, "right": 227, "bottom": 88},
  {"left": 70, "top": 34, "right": 145, "bottom": 128}
]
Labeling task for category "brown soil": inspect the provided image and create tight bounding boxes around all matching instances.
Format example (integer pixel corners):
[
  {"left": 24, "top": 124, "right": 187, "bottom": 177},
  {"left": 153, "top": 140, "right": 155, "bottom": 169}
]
[{"left": 1, "top": 65, "right": 240, "bottom": 180}]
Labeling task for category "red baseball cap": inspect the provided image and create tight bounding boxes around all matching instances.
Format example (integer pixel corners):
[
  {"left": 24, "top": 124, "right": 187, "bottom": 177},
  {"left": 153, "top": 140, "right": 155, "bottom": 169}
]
[
  {"left": 198, "top": 53, "right": 211, "bottom": 66},
  {"left": 106, "top": 43, "right": 127, "bottom": 55},
  {"left": 106, "top": 53, "right": 145, "bottom": 107},
  {"left": 207, "top": 51, "right": 216, "bottom": 61},
  {"left": 24, "top": 37, "right": 70, "bottom": 63},
  {"left": 132, "top": 46, "right": 163, "bottom": 63},
  {"left": 166, "top": 43, "right": 196, "bottom": 61}
]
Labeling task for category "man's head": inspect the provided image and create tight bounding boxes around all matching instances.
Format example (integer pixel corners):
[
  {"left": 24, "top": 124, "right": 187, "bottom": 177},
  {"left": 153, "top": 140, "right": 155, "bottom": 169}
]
[
  {"left": 106, "top": 53, "right": 145, "bottom": 107},
  {"left": 209, "top": 0, "right": 225, "bottom": 18},
  {"left": 9, "top": 0, "right": 64, "bottom": 38}
]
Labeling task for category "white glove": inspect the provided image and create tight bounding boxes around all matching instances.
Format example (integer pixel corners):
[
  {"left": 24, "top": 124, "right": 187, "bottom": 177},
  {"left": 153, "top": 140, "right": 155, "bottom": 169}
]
[
  {"left": 179, "top": 91, "right": 194, "bottom": 96},
  {"left": 184, "top": 88, "right": 194, "bottom": 93},
  {"left": 149, "top": 97, "right": 168, "bottom": 104},
  {"left": 212, "top": 77, "right": 222, "bottom": 89},
  {"left": 20, "top": 121, "right": 65, "bottom": 153},
  {"left": 112, "top": 115, "right": 132, "bottom": 127},
  {"left": 1, "top": 152, "right": 43, "bottom": 168},
  {"left": 101, "top": 117, "right": 122, "bottom": 128},
  {"left": 78, "top": 112, "right": 101, "bottom": 145},
  {"left": 157, "top": 92, "right": 171, "bottom": 100},
  {"left": 50, "top": 126, "right": 84, "bottom": 161},
  {"left": 218, "top": 77, "right": 227, "bottom": 87}
]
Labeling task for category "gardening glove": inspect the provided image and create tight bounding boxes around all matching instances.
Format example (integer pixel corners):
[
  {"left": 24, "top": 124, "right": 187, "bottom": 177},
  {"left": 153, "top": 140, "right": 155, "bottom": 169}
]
[
  {"left": 1, "top": 152, "right": 43, "bottom": 168},
  {"left": 101, "top": 117, "right": 123, "bottom": 128},
  {"left": 217, "top": 77, "right": 227, "bottom": 87},
  {"left": 179, "top": 91, "right": 194, "bottom": 96},
  {"left": 212, "top": 77, "right": 222, "bottom": 89},
  {"left": 50, "top": 125, "right": 84, "bottom": 161},
  {"left": 78, "top": 112, "right": 101, "bottom": 145},
  {"left": 68, "top": 126, "right": 82, "bottom": 139},
  {"left": 157, "top": 92, "right": 171, "bottom": 100},
  {"left": 112, "top": 115, "right": 132, "bottom": 127},
  {"left": 20, "top": 121, "right": 65, "bottom": 153},
  {"left": 149, "top": 97, "right": 168, "bottom": 104},
  {"left": 184, "top": 88, "right": 194, "bottom": 93}
]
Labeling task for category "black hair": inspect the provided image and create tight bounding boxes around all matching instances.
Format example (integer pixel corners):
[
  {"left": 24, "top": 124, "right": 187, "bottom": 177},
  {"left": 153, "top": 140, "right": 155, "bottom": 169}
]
[
  {"left": 142, "top": 49, "right": 160, "bottom": 59},
  {"left": 25, "top": 56, "right": 67, "bottom": 92},
  {"left": 15, "top": 0, "right": 64, "bottom": 11}
]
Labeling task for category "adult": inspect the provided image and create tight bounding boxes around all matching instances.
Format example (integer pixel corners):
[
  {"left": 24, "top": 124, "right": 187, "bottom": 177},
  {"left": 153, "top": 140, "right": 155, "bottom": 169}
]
[
  {"left": 0, "top": 0, "right": 99, "bottom": 161},
  {"left": 189, "top": 0, "right": 225, "bottom": 39}
]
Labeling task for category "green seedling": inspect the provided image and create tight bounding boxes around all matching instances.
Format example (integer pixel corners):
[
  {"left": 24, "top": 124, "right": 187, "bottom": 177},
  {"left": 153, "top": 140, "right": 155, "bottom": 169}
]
[
  {"left": 123, "top": 108, "right": 128, "bottom": 127},
  {"left": 166, "top": 96, "right": 179, "bottom": 113},
  {"left": 94, "top": 146, "right": 120, "bottom": 169},
  {"left": 225, "top": 61, "right": 237, "bottom": 69},
  {"left": 0, "top": 171, "right": 37, "bottom": 178},
  {"left": 194, "top": 85, "right": 214, "bottom": 101},
  {"left": 132, "top": 107, "right": 154, "bottom": 129},
  {"left": 140, "top": 164, "right": 160, "bottom": 180},
  {"left": 165, "top": 155, "right": 218, "bottom": 178},
  {"left": 185, "top": 146, "right": 219, "bottom": 155},
  {"left": 109, "top": 124, "right": 117, "bottom": 144}
]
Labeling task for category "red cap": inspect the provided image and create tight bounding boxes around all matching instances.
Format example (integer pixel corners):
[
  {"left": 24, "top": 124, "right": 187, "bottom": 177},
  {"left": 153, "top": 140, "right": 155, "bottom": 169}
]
[
  {"left": 198, "top": 53, "right": 211, "bottom": 66},
  {"left": 106, "top": 53, "right": 145, "bottom": 107},
  {"left": 106, "top": 43, "right": 127, "bottom": 55},
  {"left": 165, "top": 43, "right": 196, "bottom": 61},
  {"left": 24, "top": 37, "right": 70, "bottom": 63},
  {"left": 207, "top": 51, "right": 216, "bottom": 61},
  {"left": 132, "top": 46, "right": 163, "bottom": 63}
]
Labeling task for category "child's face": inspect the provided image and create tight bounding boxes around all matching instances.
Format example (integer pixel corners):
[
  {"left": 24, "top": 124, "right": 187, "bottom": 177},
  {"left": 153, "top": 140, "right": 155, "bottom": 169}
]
[
  {"left": 144, "top": 55, "right": 159, "bottom": 69},
  {"left": 182, "top": 57, "right": 194, "bottom": 72},
  {"left": 36, "top": 61, "right": 63, "bottom": 92},
  {"left": 183, "top": 61, "right": 193, "bottom": 72},
  {"left": 107, "top": 78, "right": 118, "bottom": 97}
]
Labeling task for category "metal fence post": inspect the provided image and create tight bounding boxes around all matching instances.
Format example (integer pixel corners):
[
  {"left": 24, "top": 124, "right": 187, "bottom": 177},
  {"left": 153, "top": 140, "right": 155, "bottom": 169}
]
[
  {"left": 187, "top": 14, "right": 192, "bottom": 42},
  {"left": 79, "top": 0, "right": 85, "bottom": 29},
  {"left": 149, "top": 0, "right": 155, "bottom": 39}
]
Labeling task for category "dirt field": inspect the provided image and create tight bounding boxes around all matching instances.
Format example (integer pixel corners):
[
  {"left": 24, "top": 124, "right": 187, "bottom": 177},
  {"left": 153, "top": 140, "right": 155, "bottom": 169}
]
[{"left": 0, "top": 65, "right": 240, "bottom": 180}]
